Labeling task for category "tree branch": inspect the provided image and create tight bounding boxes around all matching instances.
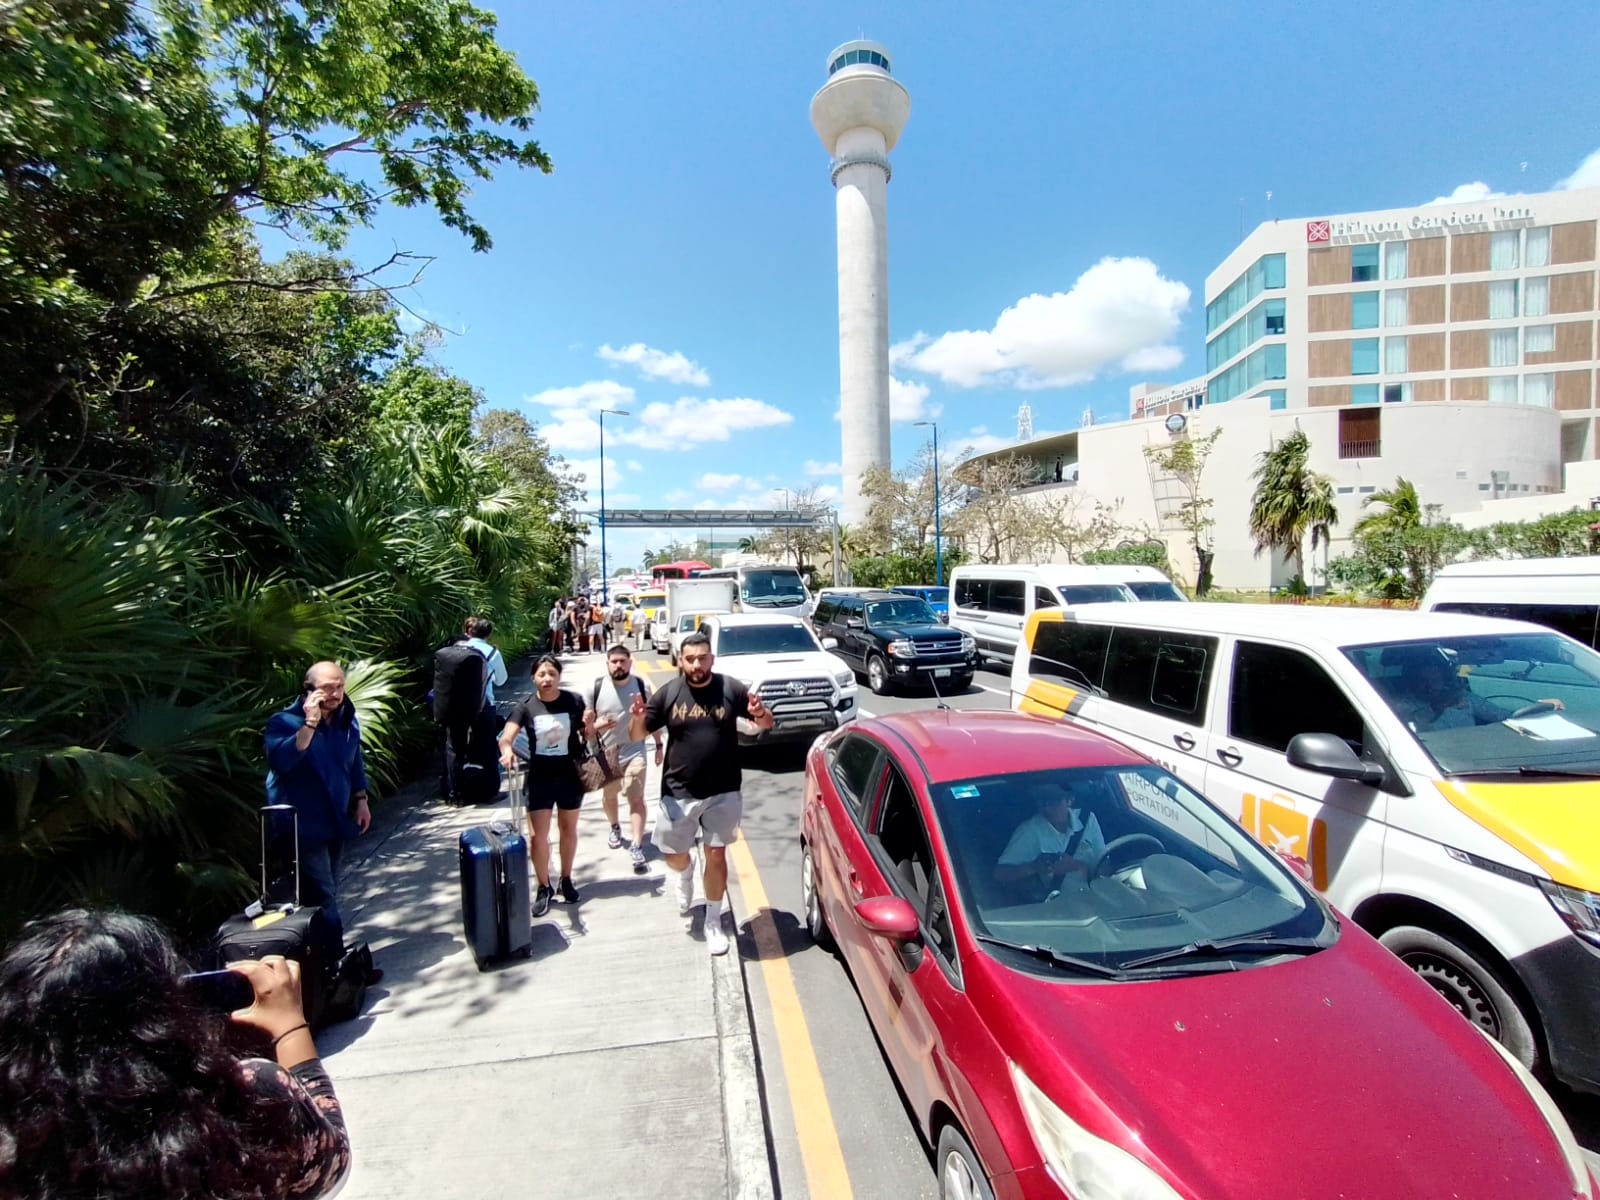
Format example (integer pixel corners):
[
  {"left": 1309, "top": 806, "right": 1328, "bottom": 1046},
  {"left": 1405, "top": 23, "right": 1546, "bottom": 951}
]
[{"left": 147, "top": 251, "right": 433, "bottom": 304}]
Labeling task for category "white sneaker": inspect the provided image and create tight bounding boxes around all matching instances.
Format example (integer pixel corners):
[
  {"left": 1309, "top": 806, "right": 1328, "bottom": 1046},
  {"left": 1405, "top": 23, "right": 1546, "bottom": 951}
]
[
  {"left": 673, "top": 867, "right": 696, "bottom": 915},
  {"left": 705, "top": 913, "right": 730, "bottom": 957}
]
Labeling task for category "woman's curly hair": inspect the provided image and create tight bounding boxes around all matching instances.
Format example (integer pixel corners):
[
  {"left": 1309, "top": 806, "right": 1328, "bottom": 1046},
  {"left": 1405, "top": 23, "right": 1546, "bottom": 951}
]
[{"left": 0, "top": 909, "right": 309, "bottom": 1199}]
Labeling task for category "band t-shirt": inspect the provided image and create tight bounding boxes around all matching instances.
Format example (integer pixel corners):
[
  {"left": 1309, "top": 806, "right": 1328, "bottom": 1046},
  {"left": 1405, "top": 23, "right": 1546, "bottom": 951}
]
[
  {"left": 508, "top": 689, "right": 587, "bottom": 798},
  {"left": 645, "top": 673, "right": 751, "bottom": 800}
]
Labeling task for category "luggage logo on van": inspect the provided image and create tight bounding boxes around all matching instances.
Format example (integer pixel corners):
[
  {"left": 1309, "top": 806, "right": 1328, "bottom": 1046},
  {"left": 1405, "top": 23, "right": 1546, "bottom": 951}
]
[{"left": 1241, "top": 793, "right": 1329, "bottom": 889}]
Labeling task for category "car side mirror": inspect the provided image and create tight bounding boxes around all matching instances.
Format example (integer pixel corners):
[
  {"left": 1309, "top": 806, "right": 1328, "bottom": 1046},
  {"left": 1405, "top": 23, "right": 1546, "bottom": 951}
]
[
  {"left": 846, "top": 618, "right": 864, "bottom": 629},
  {"left": 855, "top": 896, "right": 921, "bottom": 942},
  {"left": 1286, "top": 732, "right": 1385, "bottom": 787},
  {"left": 821, "top": 636, "right": 839, "bottom": 650}
]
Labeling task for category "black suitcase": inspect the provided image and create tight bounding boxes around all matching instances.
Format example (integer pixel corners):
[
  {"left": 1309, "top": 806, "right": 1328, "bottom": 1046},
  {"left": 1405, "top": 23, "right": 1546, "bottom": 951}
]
[
  {"left": 459, "top": 767, "right": 532, "bottom": 968},
  {"left": 214, "top": 805, "right": 343, "bottom": 1029}
]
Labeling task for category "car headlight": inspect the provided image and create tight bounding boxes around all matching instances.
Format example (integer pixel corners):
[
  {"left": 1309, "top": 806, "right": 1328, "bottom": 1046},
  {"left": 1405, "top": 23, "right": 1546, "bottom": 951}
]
[
  {"left": 961, "top": 634, "right": 976, "bottom": 653},
  {"left": 833, "top": 670, "right": 853, "bottom": 688},
  {"left": 1539, "top": 879, "right": 1600, "bottom": 950},
  {"left": 1474, "top": 1026, "right": 1595, "bottom": 1199},
  {"left": 886, "top": 639, "right": 916, "bottom": 658},
  {"left": 1010, "top": 1062, "right": 1182, "bottom": 1200}
]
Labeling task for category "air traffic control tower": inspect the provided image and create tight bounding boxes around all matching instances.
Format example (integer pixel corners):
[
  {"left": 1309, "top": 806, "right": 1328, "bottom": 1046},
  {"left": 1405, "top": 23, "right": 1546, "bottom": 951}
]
[{"left": 811, "top": 41, "right": 910, "bottom": 526}]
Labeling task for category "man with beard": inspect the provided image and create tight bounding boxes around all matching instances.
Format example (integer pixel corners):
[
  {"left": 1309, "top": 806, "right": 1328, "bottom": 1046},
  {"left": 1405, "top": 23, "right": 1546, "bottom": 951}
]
[
  {"left": 591, "top": 644, "right": 664, "bottom": 872},
  {"left": 628, "top": 632, "right": 772, "bottom": 955}
]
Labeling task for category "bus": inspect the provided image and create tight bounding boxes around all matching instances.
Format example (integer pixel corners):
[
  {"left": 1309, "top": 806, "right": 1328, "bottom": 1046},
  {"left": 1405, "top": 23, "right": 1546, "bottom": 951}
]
[
  {"left": 698, "top": 564, "right": 811, "bottom": 618},
  {"left": 649, "top": 560, "right": 711, "bottom": 586}
]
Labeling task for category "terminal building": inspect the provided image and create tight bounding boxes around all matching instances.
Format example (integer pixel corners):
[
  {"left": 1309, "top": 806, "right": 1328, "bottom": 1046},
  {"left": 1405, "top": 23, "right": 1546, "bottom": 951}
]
[{"left": 959, "top": 186, "right": 1600, "bottom": 590}]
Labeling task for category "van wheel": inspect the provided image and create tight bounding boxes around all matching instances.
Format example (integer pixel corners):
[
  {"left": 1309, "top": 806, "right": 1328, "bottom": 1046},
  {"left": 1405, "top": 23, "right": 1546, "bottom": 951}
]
[
  {"left": 866, "top": 654, "right": 893, "bottom": 695},
  {"left": 1378, "top": 925, "right": 1539, "bottom": 1070},
  {"left": 935, "top": 1125, "right": 994, "bottom": 1200}
]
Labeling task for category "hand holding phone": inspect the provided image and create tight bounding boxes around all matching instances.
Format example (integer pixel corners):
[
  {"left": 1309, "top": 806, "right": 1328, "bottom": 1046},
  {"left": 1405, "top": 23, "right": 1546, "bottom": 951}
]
[{"left": 180, "top": 969, "right": 256, "bottom": 1014}]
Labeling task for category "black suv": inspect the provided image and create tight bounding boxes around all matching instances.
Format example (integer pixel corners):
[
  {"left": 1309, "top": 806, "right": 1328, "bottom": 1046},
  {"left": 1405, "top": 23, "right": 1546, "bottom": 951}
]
[{"left": 812, "top": 589, "right": 976, "bottom": 695}]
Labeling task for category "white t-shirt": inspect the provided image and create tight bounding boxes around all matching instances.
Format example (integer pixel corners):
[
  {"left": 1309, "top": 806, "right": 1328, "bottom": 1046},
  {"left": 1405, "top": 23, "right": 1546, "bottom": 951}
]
[{"left": 997, "top": 811, "right": 1106, "bottom": 867}]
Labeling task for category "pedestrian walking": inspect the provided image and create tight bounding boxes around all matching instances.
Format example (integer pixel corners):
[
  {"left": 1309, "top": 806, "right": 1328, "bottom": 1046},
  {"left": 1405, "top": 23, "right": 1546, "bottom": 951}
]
[
  {"left": 586, "top": 606, "right": 605, "bottom": 655},
  {"left": 498, "top": 655, "right": 596, "bottom": 917},
  {"left": 441, "top": 616, "right": 507, "bottom": 805},
  {"left": 628, "top": 603, "right": 649, "bottom": 651},
  {"left": 547, "top": 597, "right": 566, "bottom": 654},
  {"left": 591, "top": 644, "right": 664, "bottom": 873},
  {"left": 628, "top": 632, "right": 773, "bottom": 955}
]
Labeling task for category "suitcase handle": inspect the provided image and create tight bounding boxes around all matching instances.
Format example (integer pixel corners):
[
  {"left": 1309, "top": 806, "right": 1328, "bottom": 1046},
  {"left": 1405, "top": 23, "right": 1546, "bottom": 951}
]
[{"left": 260, "top": 805, "right": 300, "bottom": 907}]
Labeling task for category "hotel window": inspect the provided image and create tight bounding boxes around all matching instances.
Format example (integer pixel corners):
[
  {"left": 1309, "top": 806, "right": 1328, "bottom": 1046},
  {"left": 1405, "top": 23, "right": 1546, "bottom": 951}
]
[
  {"left": 1385, "top": 336, "right": 1408, "bottom": 374},
  {"left": 1524, "top": 324, "right": 1555, "bottom": 354},
  {"left": 1262, "top": 254, "right": 1286, "bottom": 289},
  {"left": 1338, "top": 408, "right": 1381, "bottom": 459},
  {"left": 1351, "top": 291, "right": 1379, "bottom": 329},
  {"left": 1351, "top": 338, "right": 1380, "bottom": 375},
  {"left": 1262, "top": 389, "right": 1288, "bottom": 411},
  {"left": 1264, "top": 298, "right": 1286, "bottom": 336},
  {"left": 1488, "top": 279, "right": 1518, "bottom": 320},
  {"left": 1490, "top": 231, "right": 1520, "bottom": 271},
  {"left": 1384, "top": 241, "right": 1408, "bottom": 280},
  {"left": 1489, "top": 329, "right": 1519, "bottom": 367},
  {"left": 1526, "top": 226, "right": 1551, "bottom": 268},
  {"left": 1351, "top": 384, "right": 1380, "bottom": 406},
  {"left": 1524, "top": 373, "right": 1554, "bottom": 408},
  {"left": 1383, "top": 383, "right": 1409, "bottom": 403},
  {"left": 1488, "top": 376, "right": 1519, "bottom": 405},
  {"left": 1351, "top": 244, "right": 1380, "bottom": 282},
  {"left": 1262, "top": 342, "right": 1287, "bottom": 380},
  {"left": 1383, "top": 289, "right": 1408, "bottom": 326},
  {"left": 1524, "top": 276, "right": 1549, "bottom": 317}
]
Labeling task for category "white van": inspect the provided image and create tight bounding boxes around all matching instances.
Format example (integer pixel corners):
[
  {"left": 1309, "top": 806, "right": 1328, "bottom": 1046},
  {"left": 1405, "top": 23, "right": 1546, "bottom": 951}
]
[
  {"left": 948, "top": 564, "right": 1146, "bottom": 669},
  {"left": 1009, "top": 601, "right": 1600, "bottom": 1094},
  {"left": 1421, "top": 557, "right": 1600, "bottom": 649}
]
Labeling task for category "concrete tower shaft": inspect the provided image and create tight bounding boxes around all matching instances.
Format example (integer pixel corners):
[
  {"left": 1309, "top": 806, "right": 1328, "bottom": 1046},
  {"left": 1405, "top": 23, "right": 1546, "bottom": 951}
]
[{"left": 810, "top": 42, "right": 909, "bottom": 527}]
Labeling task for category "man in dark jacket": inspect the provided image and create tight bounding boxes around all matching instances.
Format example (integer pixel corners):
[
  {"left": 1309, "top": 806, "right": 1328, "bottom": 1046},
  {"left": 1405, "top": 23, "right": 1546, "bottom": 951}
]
[{"left": 264, "top": 661, "right": 373, "bottom": 952}]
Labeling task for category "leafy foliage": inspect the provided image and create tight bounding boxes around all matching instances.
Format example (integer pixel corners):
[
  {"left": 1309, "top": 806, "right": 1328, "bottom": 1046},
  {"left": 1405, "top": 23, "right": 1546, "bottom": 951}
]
[{"left": 1247, "top": 428, "right": 1339, "bottom": 589}]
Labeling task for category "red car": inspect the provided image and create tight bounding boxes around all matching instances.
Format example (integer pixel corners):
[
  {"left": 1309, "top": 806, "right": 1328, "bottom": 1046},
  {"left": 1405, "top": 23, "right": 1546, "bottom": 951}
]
[{"left": 800, "top": 711, "right": 1596, "bottom": 1200}]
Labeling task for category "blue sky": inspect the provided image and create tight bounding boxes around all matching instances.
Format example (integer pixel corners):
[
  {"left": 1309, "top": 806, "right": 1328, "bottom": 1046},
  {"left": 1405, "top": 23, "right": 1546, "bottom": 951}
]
[{"left": 338, "top": 2, "right": 1600, "bottom": 573}]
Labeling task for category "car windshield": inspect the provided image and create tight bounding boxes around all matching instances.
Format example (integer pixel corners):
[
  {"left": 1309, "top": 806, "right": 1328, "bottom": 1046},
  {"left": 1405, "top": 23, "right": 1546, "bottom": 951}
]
[
  {"left": 1126, "top": 580, "right": 1186, "bottom": 602},
  {"left": 1059, "top": 583, "right": 1137, "bottom": 605},
  {"left": 639, "top": 593, "right": 665, "bottom": 608},
  {"left": 930, "top": 765, "right": 1327, "bottom": 973},
  {"left": 715, "top": 623, "right": 820, "bottom": 656},
  {"left": 866, "top": 599, "right": 938, "bottom": 625},
  {"left": 1345, "top": 632, "right": 1600, "bottom": 775},
  {"left": 741, "top": 569, "right": 807, "bottom": 606}
]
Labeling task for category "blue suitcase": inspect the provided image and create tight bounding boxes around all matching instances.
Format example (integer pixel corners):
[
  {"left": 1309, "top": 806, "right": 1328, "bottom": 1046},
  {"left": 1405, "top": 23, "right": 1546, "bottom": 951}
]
[{"left": 458, "top": 768, "right": 532, "bottom": 968}]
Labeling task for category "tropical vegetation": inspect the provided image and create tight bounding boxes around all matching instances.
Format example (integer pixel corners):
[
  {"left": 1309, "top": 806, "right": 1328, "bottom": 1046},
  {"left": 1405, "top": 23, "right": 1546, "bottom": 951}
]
[{"left": 1247, "top": 429, "right": 1339, "bottom": 592}]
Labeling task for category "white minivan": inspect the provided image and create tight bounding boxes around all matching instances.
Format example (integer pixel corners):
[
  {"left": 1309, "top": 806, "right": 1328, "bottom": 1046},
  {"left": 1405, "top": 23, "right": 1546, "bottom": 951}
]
[
  {"left": 1421, "top": 556, "right": 1600, "bottom": 649},
  {"left": 948, "top": 564, "right": 1180, "bottom": 669},
  {"left": 1008, "top": 600, "right": 1600, "bottom": 1094}
]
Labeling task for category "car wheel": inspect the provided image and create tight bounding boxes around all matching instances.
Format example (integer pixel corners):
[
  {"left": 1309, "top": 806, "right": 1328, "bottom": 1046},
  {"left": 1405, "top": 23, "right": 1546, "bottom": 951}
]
[
  {"left": 1378, "top": 925, "right": 1540, "bottom": 1070},
  {"left": 935, "top": 1125, "right": 994, "bottom": 1200},
  {"left": 800, "top": 839, "right": 835, "bottom": 951},
  {"left": 866, "top": 654, "right": 892, "bottom": 695}
]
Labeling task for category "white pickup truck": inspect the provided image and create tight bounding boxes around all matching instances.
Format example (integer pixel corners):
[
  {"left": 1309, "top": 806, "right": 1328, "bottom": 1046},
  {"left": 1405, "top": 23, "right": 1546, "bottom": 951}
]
[
  {"left": 653, "top": 577, "right": 740, "bottom": 657},
  {"left": 693, "top": 613, "right": 859, "bottom": 746}
]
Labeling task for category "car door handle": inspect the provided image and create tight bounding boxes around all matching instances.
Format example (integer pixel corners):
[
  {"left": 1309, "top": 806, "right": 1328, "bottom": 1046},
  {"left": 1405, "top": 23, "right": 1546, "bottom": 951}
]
[
  {"left": 848, "top": 870, "right": 865, "bottom": 897},
  {"left": 1173, "top": 732, "right": 1195, "bottom": 751},
  {"left": 1215, "top": 747, "right": 1243, "bottom": 767}
]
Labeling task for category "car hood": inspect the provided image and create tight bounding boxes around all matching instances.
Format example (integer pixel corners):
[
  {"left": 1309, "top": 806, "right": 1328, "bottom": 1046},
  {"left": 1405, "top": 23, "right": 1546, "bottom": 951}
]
[
  {"left": 871, "top": 622, "right": 961, "bottom": 639},
  {"left": 717, "top": 650, "right": 849, "bottom": 676},
  {"left": 971, "top": 932, "right": 1573, "bottom": 1199}
]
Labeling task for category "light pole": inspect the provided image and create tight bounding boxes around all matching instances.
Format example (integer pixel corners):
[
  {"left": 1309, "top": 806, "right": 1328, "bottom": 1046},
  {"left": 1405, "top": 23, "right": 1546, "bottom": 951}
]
[
  {"left": 597, "top": 407, "right": 629, "bottom": 603},
  {"left": 914, "top": 419, "right": 943, "bottom": 585}
]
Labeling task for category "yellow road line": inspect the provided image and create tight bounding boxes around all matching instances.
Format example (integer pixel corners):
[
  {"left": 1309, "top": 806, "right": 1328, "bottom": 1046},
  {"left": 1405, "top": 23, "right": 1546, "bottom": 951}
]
[{"left": 727, "top": 835, "right": 854, "bottom": 1200}]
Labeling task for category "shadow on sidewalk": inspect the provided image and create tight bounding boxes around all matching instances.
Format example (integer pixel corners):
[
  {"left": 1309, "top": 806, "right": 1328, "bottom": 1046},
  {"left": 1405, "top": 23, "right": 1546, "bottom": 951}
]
[{"left": 735, "top": 905, "right": 816, "bottom": 963}]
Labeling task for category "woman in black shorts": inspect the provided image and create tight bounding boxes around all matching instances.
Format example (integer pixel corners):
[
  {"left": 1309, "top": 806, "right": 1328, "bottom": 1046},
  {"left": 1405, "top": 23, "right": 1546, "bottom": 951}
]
[{"left": 498, "top": 654, "right": 595, "bottom": 916}]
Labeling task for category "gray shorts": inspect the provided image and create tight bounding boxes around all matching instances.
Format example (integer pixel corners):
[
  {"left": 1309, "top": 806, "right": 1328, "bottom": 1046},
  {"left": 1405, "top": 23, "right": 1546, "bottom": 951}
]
[{"left": 652, "top": 791, "right": 743, "bottom": 854}]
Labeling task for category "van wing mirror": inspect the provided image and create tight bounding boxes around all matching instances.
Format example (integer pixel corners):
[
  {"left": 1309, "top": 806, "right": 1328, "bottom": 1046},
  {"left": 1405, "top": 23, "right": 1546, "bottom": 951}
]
[{"left": 1286, "top": 732, "right": 1386, "bottom": 787}]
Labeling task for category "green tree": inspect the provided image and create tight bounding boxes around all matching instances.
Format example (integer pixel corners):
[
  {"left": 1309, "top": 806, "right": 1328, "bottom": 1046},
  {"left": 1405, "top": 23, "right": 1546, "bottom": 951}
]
[
  {"left": 1248, "top": 429, "right": 1339, "bottom": 589},
  {"left": 1143, "top": 429, "right": 1222, "bottom": 595}
]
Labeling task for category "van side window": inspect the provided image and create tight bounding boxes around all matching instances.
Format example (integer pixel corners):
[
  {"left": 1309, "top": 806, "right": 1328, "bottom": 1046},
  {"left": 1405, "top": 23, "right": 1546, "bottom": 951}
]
[
  {"left": 1229, "top": 641, "right": 1363, "bottom": 751},
  {"left": 989, "top": 579, "right": 1025, "bottom": 616},
  {"left": 1103, "top": 628, "right": 1217, "bottom": 719},
  {"left": 1431, "top": 601, "right": 1600, "bottom": 650},
  {"left": 1033, "top": 586, "right": 1060, "bottom": 609},
  {"left": 1029, "top": 621, "right": 1111, "bottom": 691},
  {"left": 955, "top": 577, "right": 988, "bottom": 610}
]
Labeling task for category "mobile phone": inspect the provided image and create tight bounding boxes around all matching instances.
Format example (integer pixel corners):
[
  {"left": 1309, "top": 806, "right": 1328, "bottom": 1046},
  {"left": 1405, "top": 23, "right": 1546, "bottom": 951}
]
[{"left": 180, "top": 969, "right": 256, "bottom": 1014}]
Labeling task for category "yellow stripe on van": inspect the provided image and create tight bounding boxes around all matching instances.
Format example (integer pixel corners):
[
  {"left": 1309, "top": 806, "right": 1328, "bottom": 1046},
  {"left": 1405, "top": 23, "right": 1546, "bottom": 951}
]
[
  {"left": 1435, "top": 780, "right": 1600, "bottom": 892},
  {"left": 1019, "top": 678, "right": 1082, "bottom": 718}
]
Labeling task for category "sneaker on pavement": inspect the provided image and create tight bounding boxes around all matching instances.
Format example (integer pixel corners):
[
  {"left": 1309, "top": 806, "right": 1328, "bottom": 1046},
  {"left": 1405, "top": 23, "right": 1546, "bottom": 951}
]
[
  {"left": 630, "top": 844, "right": 647, "bottom": 874},
  {"left": 705, "top": 914, "right": 730, "bottom": 957},
  {"left": 558, "top": 875, "right": 580, "bottom": 904},
  {"left": 607, "top": 824, "right": 624, "bottom": 849},
  {"left": 533, "top": 883, "right": 553, "bottom": 918},
  {"left": 674, "top": 867, "right": 696, "bottom": 915}
]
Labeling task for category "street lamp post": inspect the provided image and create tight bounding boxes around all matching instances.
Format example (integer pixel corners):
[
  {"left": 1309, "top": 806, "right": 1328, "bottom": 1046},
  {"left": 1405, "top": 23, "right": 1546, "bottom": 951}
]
[
  {"left": 914, "top": 419, "right": 943, "bottom": 586},
  {"left": 597, "top": 407, "right": 629, "bottom": 603}
]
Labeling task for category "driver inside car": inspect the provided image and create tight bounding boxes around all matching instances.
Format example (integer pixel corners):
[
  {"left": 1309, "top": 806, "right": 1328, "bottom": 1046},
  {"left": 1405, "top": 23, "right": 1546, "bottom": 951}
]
[
  {"left": 993, "top": 781, "right": 1107, "bottom": 903},
  {"left": 1384, "top": 646, "right": 1564, "bottom": 733}
]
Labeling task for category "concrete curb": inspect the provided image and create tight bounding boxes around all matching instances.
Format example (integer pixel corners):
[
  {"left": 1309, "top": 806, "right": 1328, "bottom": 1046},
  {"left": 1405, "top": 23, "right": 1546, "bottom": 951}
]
[{"left": 714, "top": 942, "right": 776, "bottom": 1200}]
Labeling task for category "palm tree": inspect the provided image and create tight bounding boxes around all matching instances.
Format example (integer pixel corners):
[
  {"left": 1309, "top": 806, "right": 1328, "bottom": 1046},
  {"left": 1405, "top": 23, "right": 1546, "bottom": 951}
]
[
  {"left": 1248, "top": 429, "right": 1340, "bottom": 588},
  {"left": 1353, "top": 477, "right": 1444, "bottom": 598},
  {"left": 1353, "top": 477, "right": 1423, "bottom": 540}
]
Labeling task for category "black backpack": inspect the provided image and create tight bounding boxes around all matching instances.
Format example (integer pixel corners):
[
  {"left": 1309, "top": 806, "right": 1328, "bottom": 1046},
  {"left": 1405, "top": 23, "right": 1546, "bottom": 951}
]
[{"left": 433, "top": 640, "right": 487, "bottom": 726}]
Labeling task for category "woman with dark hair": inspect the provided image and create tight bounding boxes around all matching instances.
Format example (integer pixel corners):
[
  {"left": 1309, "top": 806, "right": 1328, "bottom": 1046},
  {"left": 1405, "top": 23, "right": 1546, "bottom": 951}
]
[
  {"left": 0, "top": 909, "right": 350, "bottom": 1200},
  {"left": 498, "top": 654, "right": 595, "bottom": 917}
]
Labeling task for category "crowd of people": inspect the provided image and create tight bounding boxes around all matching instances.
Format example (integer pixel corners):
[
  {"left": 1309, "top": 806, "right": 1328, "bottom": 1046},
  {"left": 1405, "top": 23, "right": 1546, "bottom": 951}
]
[{"left": 544, "top": 593, "right": 633, "bottom": 655}]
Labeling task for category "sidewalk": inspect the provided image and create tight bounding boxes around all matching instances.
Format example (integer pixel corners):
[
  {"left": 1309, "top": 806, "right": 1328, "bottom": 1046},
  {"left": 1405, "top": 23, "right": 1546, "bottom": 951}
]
[{"left": 316, "top": 652, "right": 774, "bottom": 1199}]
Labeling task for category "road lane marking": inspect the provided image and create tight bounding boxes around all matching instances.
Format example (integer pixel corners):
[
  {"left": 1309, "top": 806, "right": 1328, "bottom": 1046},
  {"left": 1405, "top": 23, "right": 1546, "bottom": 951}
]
[{"left": 728, "top": 835, "right": 854, "bottom": 1200}]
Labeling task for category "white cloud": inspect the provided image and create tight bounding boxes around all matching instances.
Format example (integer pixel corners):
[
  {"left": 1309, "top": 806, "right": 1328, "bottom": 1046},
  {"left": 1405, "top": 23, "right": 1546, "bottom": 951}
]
[
  {"left": 900, "top": 257, "right": 1191, "bottom": 390},
  {"left": 890, "top": 376, "right": 935, "bottom": 422},
  {"left": 804, "top": 460, "right": 842, "bottom": 477},
  {"left": 1121, "top": 345, "right": 1185, "bottom": 374},
  {"left": 597, "top": 342, "right": 711, "bottom": 387},
  {"left": 889, "top": 333, "right": 930, "bottom": 367},
  {"left": 664, "top": 489, "right": 692, "bottom": 503},
  {"left": 562, "top": 457, "right": 629, "bottom": 509},
  {"left": 617, "top": 397, "right": 793, "bottom": 447},
  {"left": 950, "top": 426, "right": 1063, "bottom": 458},
  {"left": 526, "top": 379, "right": 635, "bottom": 412},
  {"left": 1426, "top": 181, "right": 1504, "bottom": 206},
  {"left": 625, "top": 460, "right": 643, "bottom": 472},
  {"left": 697, "top": 472, "right": 761, "bottom": 491},
  {"left": 1557, "top": 148, "right": 1600, "bottom": 191},
  {"left": 810, "top": 484, "right": 841, "bottom": 505}
]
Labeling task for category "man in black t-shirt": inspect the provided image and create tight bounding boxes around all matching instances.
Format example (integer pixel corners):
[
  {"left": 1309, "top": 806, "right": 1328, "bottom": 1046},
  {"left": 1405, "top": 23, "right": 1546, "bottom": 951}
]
[{"left": 628, "top": 631, "right": 773, "bottom": 956}]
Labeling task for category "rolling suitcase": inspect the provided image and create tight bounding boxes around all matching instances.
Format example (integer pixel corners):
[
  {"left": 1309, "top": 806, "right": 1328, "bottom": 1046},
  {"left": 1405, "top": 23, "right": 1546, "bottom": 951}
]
[
  {"left": 214, "top": 805, "right": 343, "bottom": 1028},
  {"left": 458, "top": 766, "right": 533, "bottom": 968}
]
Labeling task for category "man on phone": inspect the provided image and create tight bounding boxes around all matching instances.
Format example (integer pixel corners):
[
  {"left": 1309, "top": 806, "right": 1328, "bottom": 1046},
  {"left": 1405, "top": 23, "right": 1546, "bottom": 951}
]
[
  {"left": 628, "top": 632, "right": 773, "bottom": 955},
  {"left": 264, "top": 661, "right": 377, "bottom": 974}
]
